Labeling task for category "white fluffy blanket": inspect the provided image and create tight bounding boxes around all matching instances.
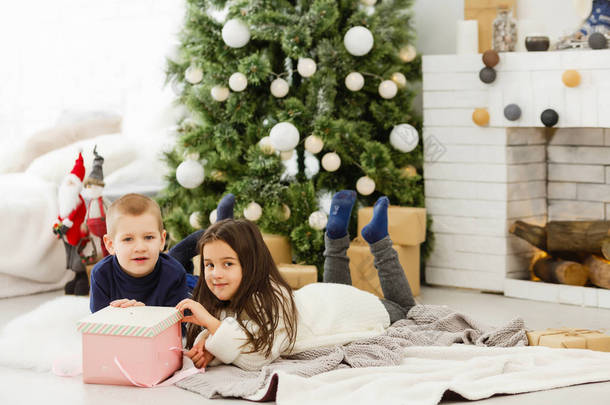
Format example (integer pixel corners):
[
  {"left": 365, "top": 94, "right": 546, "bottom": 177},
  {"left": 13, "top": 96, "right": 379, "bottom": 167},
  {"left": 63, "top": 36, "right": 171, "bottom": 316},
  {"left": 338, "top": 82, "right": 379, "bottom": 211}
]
[
  {"left": 275, "top": 345, "right": 610, "bottom": 405},
  {"left": 3, "top": 297, "right": 610, "bottom": 405}
]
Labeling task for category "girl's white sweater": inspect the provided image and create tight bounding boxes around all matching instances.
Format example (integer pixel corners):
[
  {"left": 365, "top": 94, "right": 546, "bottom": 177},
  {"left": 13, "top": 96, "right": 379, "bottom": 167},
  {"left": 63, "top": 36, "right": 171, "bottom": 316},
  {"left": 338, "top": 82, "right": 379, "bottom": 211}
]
[{"left": 203, "top": 283, "right": 390, "bottom": 371}]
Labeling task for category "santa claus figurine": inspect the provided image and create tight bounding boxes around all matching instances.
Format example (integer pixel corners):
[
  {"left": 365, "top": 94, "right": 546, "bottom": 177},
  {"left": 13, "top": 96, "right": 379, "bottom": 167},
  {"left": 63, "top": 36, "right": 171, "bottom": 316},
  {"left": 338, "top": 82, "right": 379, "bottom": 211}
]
[
  {"left": 53, "top": 151, "right": 90, "bottom": 296},
  {"left": 83, "top": 146, "right": 109, "bottom": 259}
]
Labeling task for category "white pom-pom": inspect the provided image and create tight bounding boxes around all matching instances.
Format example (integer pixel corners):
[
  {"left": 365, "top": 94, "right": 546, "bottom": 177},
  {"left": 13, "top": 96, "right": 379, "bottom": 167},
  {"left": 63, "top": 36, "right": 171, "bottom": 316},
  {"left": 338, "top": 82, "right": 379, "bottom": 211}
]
[
  {"left": 211, "top": 85, "right": 230, "bottom": 102},
  {"left": 297, "top": 58, "right": 317, "bottom": 78},
  {"left": 228, "top": 72, "right": 247, "bottom": 92},
  {"left": 308, "top": 210, "right": 328, "bottom": 230},
  {"left": 356, "top": 176, "right": 375, "bottom": 195},
  {"left": 270, "top": 78, "right": 289, "bottom": 98},
  {"left": 189, "top": 211, "right": 201, "bottom": 228},
  {"left": 244, "top": 201, "right": 262, "bottom": 221},
  {"left": 389, "top": 124, "right": 419, "bottom": 153},
  {"left": 209, "top": 209, "right": 218, "bottom": 224},
  {"left": 176, "top": 159, "right": 205, "bottom": 189},
  {"left": 344, "top": 26, "right": 374, "bottom": 56},
  {"left": 378, "top": 80, "right": 398, "bottom": 99},
  {"left": 304, "top": 135, "right": 324, "bottom": 154},
  {"left": 185, "top": 65, "right": 203, "bottom": 84},
  {"left": 321, "top": 152, "right": 341, "bottom": 172},
  {"left": 345, "top": 72, "right": 364, "bottom": 91},
  {"left": 269, "top": 122, "right": 300, "bottom": 152},
  {"left": 222, "top": 19, "right": 250, "bottom": 48}
]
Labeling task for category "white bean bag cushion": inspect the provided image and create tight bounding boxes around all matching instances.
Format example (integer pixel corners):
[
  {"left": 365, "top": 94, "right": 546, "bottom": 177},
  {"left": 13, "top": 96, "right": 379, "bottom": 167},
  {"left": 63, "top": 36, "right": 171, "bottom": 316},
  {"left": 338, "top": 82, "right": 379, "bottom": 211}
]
[
  {"left": 25, "top": 133, "right": 137, "bottom": 186},
  {"left": 0, "top": 173, "right": 69, "bottom": 285}
]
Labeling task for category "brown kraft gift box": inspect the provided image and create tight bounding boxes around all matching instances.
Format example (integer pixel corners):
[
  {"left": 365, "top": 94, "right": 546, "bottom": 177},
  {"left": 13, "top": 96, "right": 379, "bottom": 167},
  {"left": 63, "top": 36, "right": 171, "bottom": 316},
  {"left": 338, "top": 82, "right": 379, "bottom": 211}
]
[
  {"left": 262, "top": 233, "right": 293, "bottom": 264},
  {"left": 347, "top": 238, "right": 420, "bottom": 297},
  {"left": 527, "top": 328, "right": 610, "bottom": 352},
  {"left": 277, "top": 263, "right": 318, "bottom": 289},
  {"left": 357, "top": 206, "right": 426, "bottom": 247}
]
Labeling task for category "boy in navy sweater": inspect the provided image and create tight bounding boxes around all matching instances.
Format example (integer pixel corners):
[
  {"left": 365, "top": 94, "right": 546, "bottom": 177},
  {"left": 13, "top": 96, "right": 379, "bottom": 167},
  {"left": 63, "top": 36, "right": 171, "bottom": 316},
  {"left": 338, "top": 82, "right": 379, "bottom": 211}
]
[{"left": 89, "top": 193, "right": 188, "bottom": 313}]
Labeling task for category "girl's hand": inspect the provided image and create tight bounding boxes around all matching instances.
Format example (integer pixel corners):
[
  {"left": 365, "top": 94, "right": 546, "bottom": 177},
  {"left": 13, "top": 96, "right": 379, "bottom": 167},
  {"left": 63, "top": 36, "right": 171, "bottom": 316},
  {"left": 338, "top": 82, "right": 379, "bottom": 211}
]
[
  {"left": 110, "top": 299, "right": 145, "bottom": 308},
  {"left": 186, "top": 337, "right": 215, "bottom": 369},
  {"left": 176, "top": 298, "right": 212, "bottom": 327}
]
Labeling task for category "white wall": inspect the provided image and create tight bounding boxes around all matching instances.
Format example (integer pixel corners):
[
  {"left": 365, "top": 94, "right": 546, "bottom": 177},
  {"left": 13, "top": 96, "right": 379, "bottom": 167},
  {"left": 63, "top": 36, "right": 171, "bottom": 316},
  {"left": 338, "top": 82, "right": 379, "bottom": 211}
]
[
  {"left": 412, "top": 0, "right": 583, "bottom": 55},
  {"left": 0, "top": 0, "right": 185, "bottom": 148}
]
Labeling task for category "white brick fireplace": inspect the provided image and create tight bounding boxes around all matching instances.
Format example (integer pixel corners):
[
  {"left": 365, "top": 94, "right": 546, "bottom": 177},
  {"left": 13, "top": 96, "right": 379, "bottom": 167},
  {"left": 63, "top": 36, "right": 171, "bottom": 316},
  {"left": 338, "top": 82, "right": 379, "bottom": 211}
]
[{"left": 422, "top": 49, "right": 610, "bottom": 307}]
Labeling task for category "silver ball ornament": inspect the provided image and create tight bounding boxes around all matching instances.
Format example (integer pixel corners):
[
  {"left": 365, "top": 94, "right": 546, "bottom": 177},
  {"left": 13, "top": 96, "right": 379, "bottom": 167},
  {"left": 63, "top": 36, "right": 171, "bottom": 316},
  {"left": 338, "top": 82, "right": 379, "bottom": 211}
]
[
  {"left": 308, "top": 210, "right": 328, "bottom": 230},
  {"left": 345, "top": 72, "right": 364, "bottom": 91},
  {"left": 244, "top": 201, "right": 263, "bottom": 221},
  {"left": 356, "top": 176, "right": 376, "bottom": 195},
  {"left": 270, "top": 78, "right": 289, "bottom": 98},
  {"left": 344, "top": 26, "right": 374, "bottom": 56},
  {"left": 378, "top": 80, "right": 398, "bottom": 99}
]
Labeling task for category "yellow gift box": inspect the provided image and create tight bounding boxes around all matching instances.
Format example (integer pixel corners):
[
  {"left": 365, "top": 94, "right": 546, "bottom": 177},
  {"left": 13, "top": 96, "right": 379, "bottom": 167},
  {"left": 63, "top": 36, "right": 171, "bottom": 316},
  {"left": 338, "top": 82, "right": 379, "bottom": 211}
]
[
  {"left": 527, "top": 328, "right": 610, "bottom": 352},
  {"left": 277, "top": 263, "right": 318, "bottom": 289},
  {"left": 347, "top": 238, "right": 420, "bottom": 297},
  {"left": 357, "top": 206, "right": 426, "bottom": 247},
  {"left": 262, "top": 233, "right": 293, "bottom": 264}
]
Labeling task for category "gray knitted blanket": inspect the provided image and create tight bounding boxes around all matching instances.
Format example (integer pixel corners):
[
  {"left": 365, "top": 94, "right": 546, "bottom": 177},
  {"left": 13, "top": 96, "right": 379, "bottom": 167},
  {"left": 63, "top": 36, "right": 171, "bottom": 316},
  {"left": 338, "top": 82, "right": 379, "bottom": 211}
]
[{"left": 176, "top": 304, "right": 527, "bottom": 401}]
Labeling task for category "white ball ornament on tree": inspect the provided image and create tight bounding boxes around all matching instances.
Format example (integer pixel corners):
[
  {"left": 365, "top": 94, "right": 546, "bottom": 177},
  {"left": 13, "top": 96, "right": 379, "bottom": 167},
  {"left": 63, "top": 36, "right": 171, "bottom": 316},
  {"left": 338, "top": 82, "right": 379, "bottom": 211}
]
[
  {"left": 321, "top": 152, "right": 341, "bottom": 172},
  {"left": 304, "top": 135, "right": 324, "bottom": 154},
  {"left": 344, "top": 26, "right": 374, "bottom": 56},
  {"left": 209, "top": 209, "right": 218, "bottom": 224},
  {"left": 259, "top": 136, "right": 275, "bottom": 154},
  {"left": 297, "top": 58, "right": 317, "bottom": 78},
  {"left": 221, "top": 19, "right": 250, "bottom": 48},
  {"left": 378, "top": 80, "right": 398, "bottom": 99},
  {"left": 185, "top": 65, "right": 203, "bottom": 84},
  {"left": 270, "top": 78, "right": 289, "bottom": 98},
  {"left": 269, "top": 122, "right": 300, "bottom": 152},
  {"left": 391, "top": 72, "right": 407, "bottom": 88},
  {"left": 282, "top": 204, "right": 291, "bottom": 220},
  {"left": 361, "top": 0, "right": 377, "bottom": 5},
  {"left": 211, "top": 85, "right": 230, "bottom": 102},
  {"left": 244, "top": 201, "right": 262, "bottom": 221},
  {"left": 389, "top": 124, "right": 419, "bottom": 153},
  {"left": 345, "top": 72, "right": 364, "bottom": 91},
  {"left": 356, "top": 176, "right": 376, "bottom": 196},
  {"left": 189, "top": 212, "right": 201, "bottom": 228},
  {"left": 228, "top": 72, "right": 247, "bottom": 92},
  {"left": 308, "top": 211, "right": 328, "bottom": 230},
  {"left": 399, "top": 45, "right": 417, "bottom": 62},
  {"left": 176, "top": 158, "right": 205, "bottom": 189}
]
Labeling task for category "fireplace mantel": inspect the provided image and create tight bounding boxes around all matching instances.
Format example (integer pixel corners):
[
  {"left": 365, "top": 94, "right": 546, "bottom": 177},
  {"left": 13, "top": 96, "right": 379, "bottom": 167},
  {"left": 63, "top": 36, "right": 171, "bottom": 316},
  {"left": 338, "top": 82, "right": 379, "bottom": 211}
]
[{"left": 422, "top": 50, "right": 610, "bottom": 307}]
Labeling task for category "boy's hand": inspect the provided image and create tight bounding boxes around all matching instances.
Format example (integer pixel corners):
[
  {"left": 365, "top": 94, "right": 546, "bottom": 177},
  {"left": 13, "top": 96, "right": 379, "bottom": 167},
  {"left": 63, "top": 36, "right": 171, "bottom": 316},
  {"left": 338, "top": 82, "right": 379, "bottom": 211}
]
[
  {"left": 110, "top": 299, "right": 145, "bottom": 308},
  {"left": 186, "top": 338, "right": 215, "bottom": 369}
]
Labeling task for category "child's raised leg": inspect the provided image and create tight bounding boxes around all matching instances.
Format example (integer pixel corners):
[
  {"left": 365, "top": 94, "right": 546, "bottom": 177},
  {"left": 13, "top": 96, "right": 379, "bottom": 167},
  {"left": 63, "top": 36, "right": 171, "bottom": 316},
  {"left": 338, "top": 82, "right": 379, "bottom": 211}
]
[
  {"left": 362, "top": 196, "right": 416, "bottom": 322},
  {"left": 323, "top": 190, "right": 356, "bottom": 285}
]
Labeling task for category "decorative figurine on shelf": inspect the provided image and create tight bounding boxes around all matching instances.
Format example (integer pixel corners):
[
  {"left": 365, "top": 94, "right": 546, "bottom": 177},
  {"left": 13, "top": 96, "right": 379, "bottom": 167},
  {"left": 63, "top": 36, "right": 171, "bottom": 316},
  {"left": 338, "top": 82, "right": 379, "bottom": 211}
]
[
  {"left": 557, "top": 0, "right": 610, "bottom": 49},
  {"left": 83, "top": 146, "right": 110, "bottom": 260},
  {"left": 53, "top": 151, "right": 90, "bottom": 296},
  {"left": 492, "top": 4, "right": 517, "bottom": 52}
]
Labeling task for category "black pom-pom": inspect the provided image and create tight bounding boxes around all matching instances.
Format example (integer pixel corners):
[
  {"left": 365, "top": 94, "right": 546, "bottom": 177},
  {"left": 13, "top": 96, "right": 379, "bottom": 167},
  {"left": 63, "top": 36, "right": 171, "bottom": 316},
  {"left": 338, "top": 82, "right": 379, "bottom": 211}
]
[
  {"left": 541, "top": 109, "right": 559, "bottom": 127},
  {"left": 504, "top": 104, "right": 521, "bottom": 121},
  {"left": 479, "top": 67, "right": 496, "bottom": 84}
]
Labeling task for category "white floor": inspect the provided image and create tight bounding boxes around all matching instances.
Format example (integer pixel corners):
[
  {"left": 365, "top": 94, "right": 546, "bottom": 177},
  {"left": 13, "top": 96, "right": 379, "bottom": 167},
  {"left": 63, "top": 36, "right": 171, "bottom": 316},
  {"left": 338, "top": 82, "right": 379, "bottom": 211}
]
[{"left": 2, "top": 286, "right": 610, "bottom": 405}]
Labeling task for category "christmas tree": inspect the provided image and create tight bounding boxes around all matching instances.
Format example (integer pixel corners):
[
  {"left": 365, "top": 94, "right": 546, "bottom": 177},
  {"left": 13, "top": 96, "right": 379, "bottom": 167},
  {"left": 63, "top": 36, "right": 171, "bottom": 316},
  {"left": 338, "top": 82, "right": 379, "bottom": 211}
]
[{"left": 160, "top": 0, "right": 427, "bottom": 273}]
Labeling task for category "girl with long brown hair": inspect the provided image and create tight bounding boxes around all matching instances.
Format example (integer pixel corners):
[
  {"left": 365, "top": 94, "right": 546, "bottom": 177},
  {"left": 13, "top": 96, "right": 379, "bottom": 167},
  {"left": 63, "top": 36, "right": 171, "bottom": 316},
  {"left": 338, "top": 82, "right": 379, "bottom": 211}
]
[{"left": 176, "top": 190, "right": 416, "bottom": 371}]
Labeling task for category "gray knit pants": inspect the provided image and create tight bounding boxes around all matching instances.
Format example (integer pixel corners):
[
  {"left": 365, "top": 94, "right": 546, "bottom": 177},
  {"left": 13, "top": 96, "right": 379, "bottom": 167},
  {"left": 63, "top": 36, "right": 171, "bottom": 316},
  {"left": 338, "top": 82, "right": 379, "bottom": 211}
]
[{"left": 323, "top": 234, "right": 416, "bottom": 323}]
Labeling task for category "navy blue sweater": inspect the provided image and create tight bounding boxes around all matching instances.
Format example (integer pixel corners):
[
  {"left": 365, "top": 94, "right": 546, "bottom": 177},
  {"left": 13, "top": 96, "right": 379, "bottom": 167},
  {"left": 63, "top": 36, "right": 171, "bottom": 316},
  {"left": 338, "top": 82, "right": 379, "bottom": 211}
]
[{"left": 89, "top": 253, "right": 188, "bottom": 313}]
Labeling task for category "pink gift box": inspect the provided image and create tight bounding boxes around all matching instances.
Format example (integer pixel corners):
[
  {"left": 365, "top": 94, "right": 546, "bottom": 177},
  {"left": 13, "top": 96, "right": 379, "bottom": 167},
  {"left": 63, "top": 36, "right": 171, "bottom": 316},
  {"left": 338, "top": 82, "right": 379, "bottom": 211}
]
[{"left": 77, "top": 306, "right": 183, "bottom": 386}]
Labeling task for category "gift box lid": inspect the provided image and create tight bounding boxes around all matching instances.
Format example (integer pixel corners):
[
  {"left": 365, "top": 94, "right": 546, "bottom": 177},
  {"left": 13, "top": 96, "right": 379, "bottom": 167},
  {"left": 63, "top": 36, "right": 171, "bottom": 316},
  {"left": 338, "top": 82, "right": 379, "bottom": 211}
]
[
  {"left": 357, "top": 206, "right": 426, "bottom": 246},
  {"left": 77, "top": 306, "right": 183, "bottom": 338}
]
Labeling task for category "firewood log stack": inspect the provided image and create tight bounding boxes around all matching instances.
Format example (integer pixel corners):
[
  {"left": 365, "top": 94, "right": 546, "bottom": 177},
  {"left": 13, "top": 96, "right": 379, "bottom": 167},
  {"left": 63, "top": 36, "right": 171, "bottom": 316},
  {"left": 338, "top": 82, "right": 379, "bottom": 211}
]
[{"left": 510, "top": 220, "right": 610, "bottom": 288}]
